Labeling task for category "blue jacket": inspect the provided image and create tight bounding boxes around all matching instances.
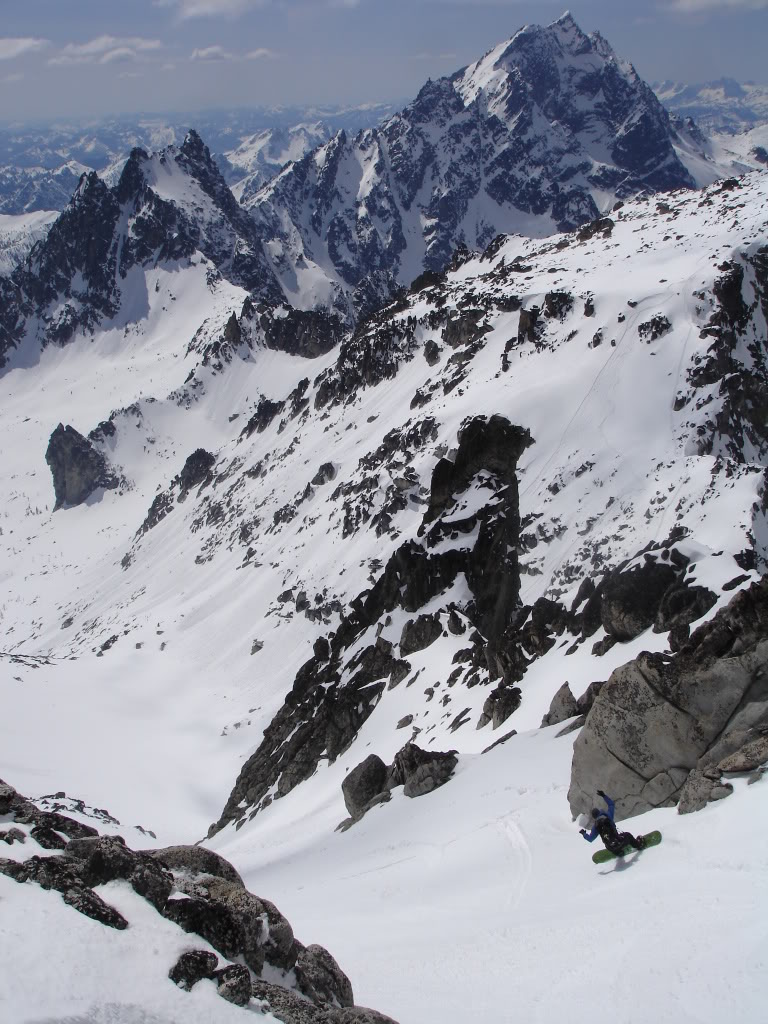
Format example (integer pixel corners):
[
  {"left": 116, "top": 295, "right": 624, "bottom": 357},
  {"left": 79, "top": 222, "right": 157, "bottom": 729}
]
[{"left": 582, "top": 793, "right": 615, "bottom": 842}]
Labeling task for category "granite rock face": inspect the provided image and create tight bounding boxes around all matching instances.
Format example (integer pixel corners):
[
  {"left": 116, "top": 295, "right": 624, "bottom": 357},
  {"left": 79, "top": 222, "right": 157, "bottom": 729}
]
[{"left": 568, "top": 579, "right": 768, "bottom": 819}]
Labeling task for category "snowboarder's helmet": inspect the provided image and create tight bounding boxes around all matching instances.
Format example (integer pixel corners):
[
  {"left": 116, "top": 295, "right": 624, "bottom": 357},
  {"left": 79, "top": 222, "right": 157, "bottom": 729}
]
[{"left": 591, "top": 808, "right": 602, "bottom": 819}]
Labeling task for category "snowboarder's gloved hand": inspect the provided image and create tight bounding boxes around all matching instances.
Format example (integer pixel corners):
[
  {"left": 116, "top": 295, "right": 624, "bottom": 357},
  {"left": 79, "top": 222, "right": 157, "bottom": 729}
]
[
  {"left": 596, "top": 789, "right": 606, "bottom": 798},
  {"left": 579, "top": 828, "right": 587, "bottom": 836}
]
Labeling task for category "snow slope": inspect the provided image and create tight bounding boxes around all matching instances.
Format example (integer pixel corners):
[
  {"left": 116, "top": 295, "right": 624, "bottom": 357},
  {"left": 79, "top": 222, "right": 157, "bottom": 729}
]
[{"left": 0, "top": 209, "right": 57, "bottom": 274}]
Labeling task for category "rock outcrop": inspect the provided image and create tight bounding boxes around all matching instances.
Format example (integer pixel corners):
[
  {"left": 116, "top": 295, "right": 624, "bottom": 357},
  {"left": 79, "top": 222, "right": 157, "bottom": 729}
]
[
  {"left": 211, "top": 415, "right": 527, "bottom": 833},
  {"left": 45, "top": 423, "right": 120, "bottom": 509},
  {"left": 339, "top": 743, "right": 459, "bottom": 829},
  {"left": 568, "top": 578, "right": 768, "bottom": 819},
  {"left": 0, "top": 779, "right": 400, "bottom": 1023}
]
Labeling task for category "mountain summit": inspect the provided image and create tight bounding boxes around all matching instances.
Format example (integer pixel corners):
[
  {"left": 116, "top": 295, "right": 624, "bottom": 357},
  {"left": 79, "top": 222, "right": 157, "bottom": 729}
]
[{"left": 245, "top": 11, "right": 693, "bottom": 314}]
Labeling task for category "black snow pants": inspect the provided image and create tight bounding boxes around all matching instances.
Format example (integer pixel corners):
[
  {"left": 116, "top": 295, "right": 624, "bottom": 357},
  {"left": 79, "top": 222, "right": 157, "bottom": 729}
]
[{"left": 605, "top": 830, "right": 643, "bottom": 855}]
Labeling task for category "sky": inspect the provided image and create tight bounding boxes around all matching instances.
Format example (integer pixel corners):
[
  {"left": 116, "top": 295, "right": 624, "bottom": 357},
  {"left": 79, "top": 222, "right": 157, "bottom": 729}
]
[{"left": 0, "top": 0, "right": 767, "bottom": 122}]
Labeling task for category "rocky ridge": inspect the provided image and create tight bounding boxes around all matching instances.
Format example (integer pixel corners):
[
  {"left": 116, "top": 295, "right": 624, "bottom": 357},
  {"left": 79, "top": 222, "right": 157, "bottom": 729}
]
[{"left": 0, "top": 778, "right": 398, "bottom": 1023}]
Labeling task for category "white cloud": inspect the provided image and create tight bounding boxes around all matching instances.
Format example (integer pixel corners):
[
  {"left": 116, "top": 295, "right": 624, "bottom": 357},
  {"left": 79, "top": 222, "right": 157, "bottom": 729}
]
[
  {"left": 190, "top": 45, "right": 234, "bottom": 61},
  {"left": 49, "top": 36, "right": 163, "bottom": 67},
  {"left": 99, "top": 48, "right": 141, "bottom": 65},
  {"left": 0, "top": 37, "right": 48, "bottom": 61},
  {"left": 246, "top": 48, "right": 278, "bottom": 59},
  {"left": 2, "top": 72, "right": 24, "bottom": 83}
]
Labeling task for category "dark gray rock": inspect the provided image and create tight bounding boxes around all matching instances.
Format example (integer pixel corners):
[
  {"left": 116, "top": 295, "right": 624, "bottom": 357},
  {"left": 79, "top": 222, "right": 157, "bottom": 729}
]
[
  {"left": 177, "top": 449, "right": 216, "bottom": 495},
  {"left": 0, "top": 827, "right": 26, "bottom": 845},
  {"left": 215, "top": 964, "right": 253, "bottom": 1006},
  {"left": 717, "top": 734, "right": 768, "bottom": 773},
  {"left": 212, "top": 415, "right": 529, "bottom": 834},
  {"left": 45, "top": 423, "right": 119, "bottom": 510},
  {"left": 677, "top": 769, "right": 731, "bottom": 814},
  {"left": 252, "top": 980, "right": 330, "bottom": 1022},
  {"left": 575, "top": 680, "right": 605, "bottom": 716},
  {"left": 0, "top": 781, "right": 17, "bottom": 813},
  {"left": 399, "top": 614, "right": 442, "bottom": 655},
  {"left": 388, "top": 742, "right": 458, "bottom": 796},
  {"left": 66, "top": 834, "right": 173, "bottom": 910},
  {"left": 654, "top": 583, "right": 717, "bottom": 633},
  {"left": 0, "top": 853, "right": 129, "bottom": 929},
  {"left": 61, "top": 885, "right": 129, "bottom": 929},
  {"left": 477, "top": 682, "right": 522, "bottom": 729},
  {"left": 403, "top": 758, "right": 457, "bottom": 798},
  {"left": 312, "top": 463, "right": 338, "bottom": 486},
  {"left": 600, "top": 560, "right": 678, "bottom": 641},
  {"left": 197, "top": 877, "right": 297, "bottom": 974},
  {"left": 163, "top": 896, "right": 244, "bottom": 961},
  {"left": 30, "top": 825, "right": 67, "bottom": 850},
  {"left": 342, "top": 755, "right": 388, "bottom": 818},
  {"left": 481, "top": 729, "right": 518, "bottom": 754},
  {"left": 296, "top": 943, "right": 354, "bottom": 1008},
  {"left": 169, "top": 949, "right": 219, "bottom": 990}
]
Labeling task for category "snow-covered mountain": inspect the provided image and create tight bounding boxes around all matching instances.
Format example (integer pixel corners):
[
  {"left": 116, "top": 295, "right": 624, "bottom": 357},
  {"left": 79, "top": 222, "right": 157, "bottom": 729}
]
[
  {"left": 0, "top": 161, "right": 91, "bottom": 216},
  {"left": 225, "top": 122, "right": 333, "bottom": 199},
  {"left": 0, "top": 105, "right": 395, "bottom": 215},
  {"left": 656, "top": 77, "right": 768, "bottom": 133},
  {"left": 0, "top": 130, "right": 311, "bottom": 367},
  {"left": 243, "top": 12, "right": 695, "bottom": 314},
  {"left": 2, "top": 162, "right": 767, "bottom": 1021}
]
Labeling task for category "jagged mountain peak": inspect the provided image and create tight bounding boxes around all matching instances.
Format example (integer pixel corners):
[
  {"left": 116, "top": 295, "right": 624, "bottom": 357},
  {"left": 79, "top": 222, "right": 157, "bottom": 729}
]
[{"left": 245, "top": 14, "right": 694, "bottom": 317}]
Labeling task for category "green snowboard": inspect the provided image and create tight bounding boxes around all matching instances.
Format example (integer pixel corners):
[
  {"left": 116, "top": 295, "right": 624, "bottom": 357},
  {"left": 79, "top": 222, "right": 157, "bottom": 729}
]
[{"left": 592, "top": 830, "right": 662, "bottom": 864}]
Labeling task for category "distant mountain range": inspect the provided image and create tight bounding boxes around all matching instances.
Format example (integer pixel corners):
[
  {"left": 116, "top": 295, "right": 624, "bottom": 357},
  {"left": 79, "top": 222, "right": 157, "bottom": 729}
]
[
  {"left": 655, "top": 78, "right": 768, "bottom": 133},
  {"left": 0, "top": 104, "right": 396, "bottom": 216}
]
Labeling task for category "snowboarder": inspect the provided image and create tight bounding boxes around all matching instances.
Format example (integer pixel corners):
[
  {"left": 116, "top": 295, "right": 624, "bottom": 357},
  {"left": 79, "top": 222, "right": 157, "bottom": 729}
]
[{"left": 580, "top": 790, "right": 645, "bottom": 856}]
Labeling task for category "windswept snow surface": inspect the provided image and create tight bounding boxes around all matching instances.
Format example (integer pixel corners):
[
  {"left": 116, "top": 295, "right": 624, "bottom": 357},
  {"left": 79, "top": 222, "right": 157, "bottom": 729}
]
[{"left": 1, "top": 173, "right": 768, "bottom": 1021}]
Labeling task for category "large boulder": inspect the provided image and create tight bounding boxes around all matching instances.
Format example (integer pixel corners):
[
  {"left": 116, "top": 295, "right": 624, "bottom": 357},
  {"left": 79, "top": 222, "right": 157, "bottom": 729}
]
[
  {"left": 149, "top": 844, "right": 244, "bottom": 885},
  {"left": 399, "top": 614, "right": 442, "bottom": 655},
  {"left": 342, "top": 755, "right": 388, "bottom": 818},
  {"left": 387, "top": 742, "right": 458, "bottom": 796},
  {"left": 569, "top": 579, "right": 768, "bottom": 819},
  {"left": 45, "top": 423, "right": 119, "bottom": 509},
  {"left": 295, "top": 943, "right": 354, "bottom": 1008},
  {"left": 169, "top": 950, "right": 219, "bottom": 991}
]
